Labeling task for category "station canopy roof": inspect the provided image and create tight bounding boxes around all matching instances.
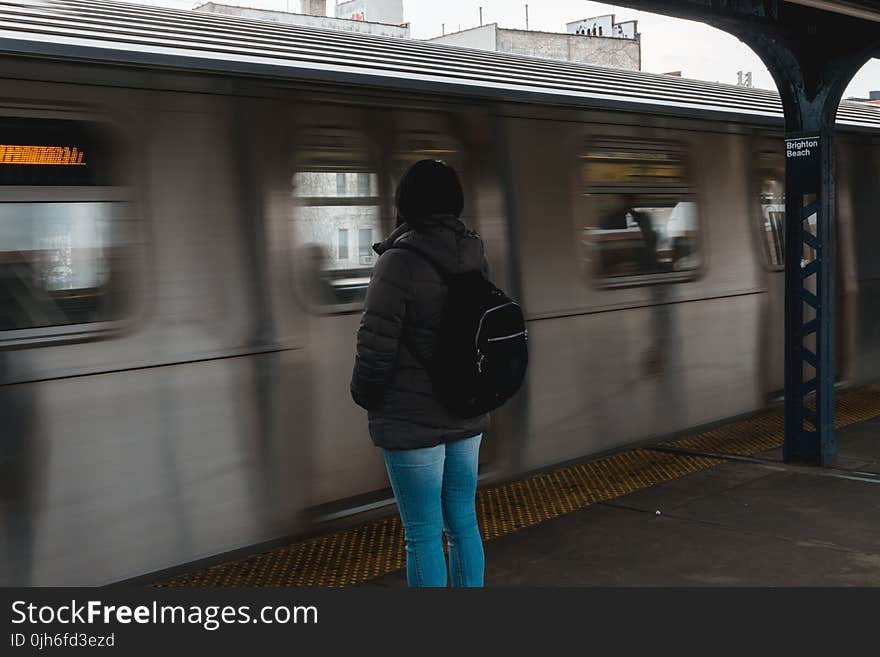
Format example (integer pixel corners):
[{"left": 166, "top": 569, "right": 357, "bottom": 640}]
[{"left": 786, "top": 0, "right": 880, "bottom": 22}]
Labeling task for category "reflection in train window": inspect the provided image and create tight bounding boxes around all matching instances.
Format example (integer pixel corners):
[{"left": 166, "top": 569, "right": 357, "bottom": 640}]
[
  {"left": 292, "top": 129, "right": 382, "bottom": 307},
  {"left": 357, "top": 172, "right": 370, "bottom": 197},
  {"left": 583, "top": 195, "right": 700, "bottom": 278},
  {"left": 0, "top": 202, "right": 131, "bottom": 330},
  {"left": 757, "top": 152, "right": 786, "bottom": 270},
  {"left": 337, "top": 228, "right": 348, "bottom": 260},
  {"left": 358, "top": 228, "right": 373, "bottom": 265},
  {"left": 580, "top": 142, "right": 700, "bottom": 285}
]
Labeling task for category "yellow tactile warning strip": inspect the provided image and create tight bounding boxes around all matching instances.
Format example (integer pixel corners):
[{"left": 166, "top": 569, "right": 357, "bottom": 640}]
[
  {"left": 154, "top": 386, "right": 880, "bottom": 588},
  {"left": 153, "top": 449, "right": 720, "bottom": 588},
  {"left": 662, "top": 386, "right": 880, "bottom": 457},
  {"left": 476, "top": 449, "right": 719, "bottom": 540}
]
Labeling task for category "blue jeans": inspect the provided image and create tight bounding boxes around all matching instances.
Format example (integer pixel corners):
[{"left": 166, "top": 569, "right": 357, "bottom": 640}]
[{"left": 383, "top": 434, "right": 484, "bottom": 587}]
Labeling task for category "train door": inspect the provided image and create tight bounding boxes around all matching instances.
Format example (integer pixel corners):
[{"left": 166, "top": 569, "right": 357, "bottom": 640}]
[
  {"left": 283, "top": 102, "right": 391, "bottom": 510},
  {"left": 842, "top": 136, "right": 880, "bottom": 383},
  {"left": 282, "top": 99, "right": 508, "bottom": 513},
  {"left": 384, "top": 108, "right": 509, "bottom": 478}
]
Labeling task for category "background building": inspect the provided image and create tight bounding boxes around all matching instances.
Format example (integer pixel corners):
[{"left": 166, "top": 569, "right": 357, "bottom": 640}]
[
  {"left": 567, "top": 14, "right": 638, "bottom": 40},
  {"left": 848, "top": 90, "right": 880, "bottom": 105},
  {"left": 428, "top": 15, "right": 641, "bottom": 70},
  {"left": 194, "top": 1, "right": 410, "bottom": 38},
  {"left": 336, "top": 0, "right": 404, "bottom": 26}
]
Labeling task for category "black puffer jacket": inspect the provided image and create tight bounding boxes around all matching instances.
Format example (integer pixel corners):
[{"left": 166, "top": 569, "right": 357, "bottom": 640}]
[{"left": 350, "top": 217, "right": 490, "bottom": 450}]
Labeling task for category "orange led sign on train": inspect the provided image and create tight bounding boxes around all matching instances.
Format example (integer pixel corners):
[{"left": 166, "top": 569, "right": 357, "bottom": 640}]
[{"left": 0, "top": 145, "right": 87, "bottom": 166}]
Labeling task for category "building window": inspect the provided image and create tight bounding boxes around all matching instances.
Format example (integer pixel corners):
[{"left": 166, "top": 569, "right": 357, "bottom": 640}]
[
  {"left": 579, "top": 142, "right": 700, "bottom": 286},
  {"left": 359, "top": 228, "right": 373, "bottom": 265},
  {"left": 337, "top": 228, "right": 349, "bottom": 261},
  {"left": 0, "top": 117, "right": 134, "bottom": 336},
  {"left": 336, "top": 172, "right": 346, "bottom": 196}
]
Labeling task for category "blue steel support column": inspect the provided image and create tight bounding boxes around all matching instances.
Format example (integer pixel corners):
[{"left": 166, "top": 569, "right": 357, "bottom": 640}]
[
  {"left": 611, "top": 1, "right": 879, "bottom": 465},
  {"left": 783, "top": 122, "right": 836, "bottom": 464},
  {"left": 734, "top": 13, "right": 877, "bottom": 466}
]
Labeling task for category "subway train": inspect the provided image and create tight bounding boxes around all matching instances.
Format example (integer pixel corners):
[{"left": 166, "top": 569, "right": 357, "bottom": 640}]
[{"left": 1, "top": 0, "right": 879, "bottom": 586}]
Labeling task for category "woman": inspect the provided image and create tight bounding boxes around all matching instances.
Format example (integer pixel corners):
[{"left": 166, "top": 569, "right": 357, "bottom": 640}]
[{"left": 350, "top": 159, "right": 489, "bottom": 587}]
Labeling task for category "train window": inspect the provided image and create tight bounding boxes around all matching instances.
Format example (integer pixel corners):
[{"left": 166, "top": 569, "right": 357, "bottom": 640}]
[
  {"left": 582, "top": 195, "right": 700, "bottom": 278},
  {"left": 0, "top": 117, "right": 132, "bottom": 335},
  {"left": 757, "top": 152, "right": 786, "bottom": 270},
  {"left": 580, "top": 141, "right": 700, "bottom": 286},
  {"left": 292, "top": 127, "right": 382, "bottom": 307}
]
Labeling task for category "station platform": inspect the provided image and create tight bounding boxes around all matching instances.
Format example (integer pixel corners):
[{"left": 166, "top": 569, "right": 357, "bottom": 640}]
[{"left": 152, "top": 387, "right": 880, "bottom": 588}]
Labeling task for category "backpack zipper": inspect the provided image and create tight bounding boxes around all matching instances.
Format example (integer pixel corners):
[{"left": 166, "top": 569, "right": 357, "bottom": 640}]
[
  {"left": 475, "top": 302, "right": 520, "bottom": 351},
  {"left": 487, "top": 330, "right": 527, "bottom": 342}
]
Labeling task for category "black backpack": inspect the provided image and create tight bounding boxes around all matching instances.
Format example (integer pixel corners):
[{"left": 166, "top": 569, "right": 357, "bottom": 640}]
[{"left": 394, "top": 244, "right": 529, "bottom": 418}]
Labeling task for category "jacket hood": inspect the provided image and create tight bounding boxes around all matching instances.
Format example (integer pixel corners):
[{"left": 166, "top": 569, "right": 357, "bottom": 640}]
[{"left": 373, "top": 216, "right": 484, "bottom": 275}]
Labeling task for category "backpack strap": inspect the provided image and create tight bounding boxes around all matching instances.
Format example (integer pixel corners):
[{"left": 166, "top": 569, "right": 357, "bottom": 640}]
[
  {"left": 387, "top": 242, "right": 445, "bottom": 372},
  {"left": 390, "top": 242, "right": 449, "bottom": 283}
]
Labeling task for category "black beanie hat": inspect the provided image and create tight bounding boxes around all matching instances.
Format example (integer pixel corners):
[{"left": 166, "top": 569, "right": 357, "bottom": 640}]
[{"left": 395, "top": 159, "right": 464, "bottom": 228}]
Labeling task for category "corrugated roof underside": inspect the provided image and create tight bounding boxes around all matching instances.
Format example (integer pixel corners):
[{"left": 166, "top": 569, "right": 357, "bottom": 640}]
[{"left": 0, "top": 0, "right": 877, "bottom": 129}]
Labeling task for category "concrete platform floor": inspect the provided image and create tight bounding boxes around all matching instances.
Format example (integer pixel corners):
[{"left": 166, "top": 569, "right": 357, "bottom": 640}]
[{"left": 369, "top": 417, "right": 880, "bottom": 586}]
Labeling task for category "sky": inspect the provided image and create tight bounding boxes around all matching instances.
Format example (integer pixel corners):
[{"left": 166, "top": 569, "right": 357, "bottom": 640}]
[{"left": 131, "top": 0, "right": 880, "bottom": 98}]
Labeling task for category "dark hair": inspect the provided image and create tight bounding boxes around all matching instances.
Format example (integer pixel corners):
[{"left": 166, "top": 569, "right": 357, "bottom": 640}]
[{"left": 395, "top": 159, "right": 464, "bottom": 229}]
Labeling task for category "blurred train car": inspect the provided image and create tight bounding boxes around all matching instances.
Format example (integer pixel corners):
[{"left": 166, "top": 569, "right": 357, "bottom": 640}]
[{"left": 1, "top": 0, "right": 879, "bottom": 585}]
